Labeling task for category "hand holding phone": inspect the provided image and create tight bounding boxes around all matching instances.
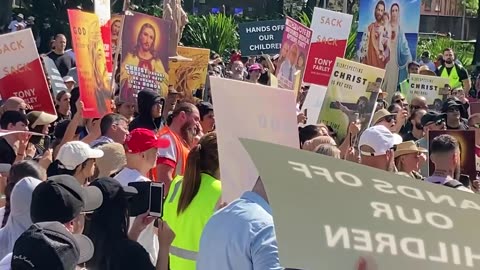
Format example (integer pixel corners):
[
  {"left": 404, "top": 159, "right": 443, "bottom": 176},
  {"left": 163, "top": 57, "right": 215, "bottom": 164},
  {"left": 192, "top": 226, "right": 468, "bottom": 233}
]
[{"left": 149, "top": 182, "right": 165, "bottom": 218}]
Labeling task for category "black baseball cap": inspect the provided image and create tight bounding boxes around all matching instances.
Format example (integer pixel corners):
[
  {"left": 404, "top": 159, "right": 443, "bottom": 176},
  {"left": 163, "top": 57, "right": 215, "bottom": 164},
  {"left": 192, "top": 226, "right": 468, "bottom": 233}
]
[
  {"left": 441, "top": 99, "right": 463, "bottom": 113},
  {"left": 89, "top": 177, "right": 137, "bottom": 210},
  {"left": 30, "top": 175, "right": 103, "bottom": 224},
  {"left": 421, "top": 111, "right": 446, "bottom": 126},
  {"left": 11, "top": 221, "right": 94, "bottom": 270}
]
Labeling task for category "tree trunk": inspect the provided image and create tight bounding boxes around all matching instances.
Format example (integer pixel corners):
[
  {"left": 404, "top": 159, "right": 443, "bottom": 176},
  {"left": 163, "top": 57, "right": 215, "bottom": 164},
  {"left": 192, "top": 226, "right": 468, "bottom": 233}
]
[
  {"left": 0, "top": 0, "right": 13, "bottom": 32},
  {"left": 473, "top": 0, "right": 480, "bottom": 64}
]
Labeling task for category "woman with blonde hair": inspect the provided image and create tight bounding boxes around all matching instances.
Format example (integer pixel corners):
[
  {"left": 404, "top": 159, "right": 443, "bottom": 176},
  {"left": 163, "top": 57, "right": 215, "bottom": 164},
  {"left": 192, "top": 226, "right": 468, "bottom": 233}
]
[{"left": 163, "top": 132, "right": 221, "bottom": 270}]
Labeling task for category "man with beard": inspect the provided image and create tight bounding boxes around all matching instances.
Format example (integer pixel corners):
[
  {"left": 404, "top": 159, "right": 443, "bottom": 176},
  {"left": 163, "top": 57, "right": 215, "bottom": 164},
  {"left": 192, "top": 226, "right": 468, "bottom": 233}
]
[
  {"left": 426, "top": 134, "right": 473, "bottom": 193},
  {"left": 361, "top": 1, "right": 386, "bottom": 68},
  {"left": 156, "top": 102, "right": 200, "bottom": 193},
  {"left": 436, "top": 48, "right": 470, "bottom": 92}
]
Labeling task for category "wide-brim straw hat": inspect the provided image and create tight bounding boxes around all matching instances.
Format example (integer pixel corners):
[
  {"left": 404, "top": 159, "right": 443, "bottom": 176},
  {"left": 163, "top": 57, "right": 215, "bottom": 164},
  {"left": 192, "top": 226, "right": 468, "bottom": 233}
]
[{"left": 394, "top": 140, "right": 428, "bottom": 158}]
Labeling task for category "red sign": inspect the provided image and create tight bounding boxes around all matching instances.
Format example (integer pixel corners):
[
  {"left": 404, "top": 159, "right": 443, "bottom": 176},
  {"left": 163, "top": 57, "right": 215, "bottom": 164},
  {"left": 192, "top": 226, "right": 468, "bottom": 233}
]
[{"left": 0, "top": 29, "right": 55, "bottom": 114}]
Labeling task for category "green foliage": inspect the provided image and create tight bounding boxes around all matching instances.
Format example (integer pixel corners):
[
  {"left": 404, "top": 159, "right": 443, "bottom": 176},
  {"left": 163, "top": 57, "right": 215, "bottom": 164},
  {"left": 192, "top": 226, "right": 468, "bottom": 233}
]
[
  {"left": 417, "top": 37, "right": 474, "bottom": 66},
  {"left": 134, "top": 4, "right": 163, "bottom": 17},
  {"left": 182, "top": 13, "right": 239, "bottom": 56},
  {"left": 461, "top": 0, "right": 479, "bottom": 16}
]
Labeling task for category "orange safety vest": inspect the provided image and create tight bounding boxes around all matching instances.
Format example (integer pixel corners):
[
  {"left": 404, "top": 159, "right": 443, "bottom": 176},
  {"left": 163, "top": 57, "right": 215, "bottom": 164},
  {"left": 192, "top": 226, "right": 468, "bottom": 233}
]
[{"left": 149, "top": 126, "right": 190, "bottom": 193}]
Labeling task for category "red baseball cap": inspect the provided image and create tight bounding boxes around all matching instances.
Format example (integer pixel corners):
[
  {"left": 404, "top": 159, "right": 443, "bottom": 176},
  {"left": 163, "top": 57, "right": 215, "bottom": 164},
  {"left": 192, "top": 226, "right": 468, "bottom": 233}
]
[{"left": 125, "top": 128, "right": 170, "bottom": 154}]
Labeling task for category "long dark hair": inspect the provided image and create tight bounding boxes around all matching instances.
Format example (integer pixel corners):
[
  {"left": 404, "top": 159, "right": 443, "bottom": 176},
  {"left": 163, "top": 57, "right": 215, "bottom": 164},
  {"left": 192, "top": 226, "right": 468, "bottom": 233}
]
[
  {"left": 1, "top": 161, "right": 45, "bottom": 227},
  {"left": 134, "top": 23, "right": 157, "bottom": 57},
  {"left": 177, "top": 132, "right": 219, "bottom": 215},
  {"left": 85, "top": 178, "right": 130, "bottom": 270}
]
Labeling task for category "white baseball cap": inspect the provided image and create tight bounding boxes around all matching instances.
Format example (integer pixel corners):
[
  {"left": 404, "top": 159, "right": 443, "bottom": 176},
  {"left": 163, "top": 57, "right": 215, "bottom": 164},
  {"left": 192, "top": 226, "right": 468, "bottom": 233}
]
[
  {"left": 358, "top": 125, "right": 402, "bottom": 156},
  {"left": 57, "top": 141, "right": 104, "bottom": 170}
]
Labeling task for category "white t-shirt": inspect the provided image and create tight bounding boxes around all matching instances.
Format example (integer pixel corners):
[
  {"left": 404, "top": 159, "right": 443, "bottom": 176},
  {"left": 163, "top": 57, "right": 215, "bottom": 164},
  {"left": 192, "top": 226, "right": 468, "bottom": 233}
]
[
  {"left": 7, "top": 20, "right": 26, "bottom": 32},
  {"left": 0, "top": 253, "right": 11, "bottom": 270},
  {"left": 114, "top": 167, "right": 159, "bottom": 264},
  {"left": 157, "top": 133, "right": 183, "bottom": 176}
]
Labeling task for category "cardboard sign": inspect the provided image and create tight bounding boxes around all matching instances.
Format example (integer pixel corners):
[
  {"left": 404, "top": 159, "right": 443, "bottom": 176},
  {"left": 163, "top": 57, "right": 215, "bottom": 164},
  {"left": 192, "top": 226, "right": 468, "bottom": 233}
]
[
  {"left": 0, "top": 29, "right": 55, "bottom": 114},
  {"left": 404, "top": 74, "right": 449, "bottom": 111},
  {"left": 356, "top": 0, "right": 421, "bottom": 96},
  {"left": 241, "top": 138, "right": 480, "bottom": 270},
  {"left": 94, "top": 0, "right": 112, "bottom": 73},
  {"left": 428, "top": 130, "right": 476, "bottom": 181},
  {"left": 168, "top": 46, "right": 210, "bottom": 100},
  {"left": 303, "top": 8, "right": 352, "bottom": 86},
  {"left": 302, "top": 84, "right": 327, "bottom": 125},
  {"left": 319, "top": 57, "right": 385, "bottom": 142},
  {"left": 68, "top": 10, "right": 112, "bottom": 118},
  {"left": 42, "top": 56, "right": 68, "bottom": 95},
  {"left": 119, "top": 12, "right": 171, "bottom": 101},
  {"left": 276, "top": 17, "right": 312, "bottom": 89},
  {"left": 210, "top": 77, "right": 299, "bottom": 202},
  {"left": 238, "top": 20, "right": 285, "bottom": 56}
]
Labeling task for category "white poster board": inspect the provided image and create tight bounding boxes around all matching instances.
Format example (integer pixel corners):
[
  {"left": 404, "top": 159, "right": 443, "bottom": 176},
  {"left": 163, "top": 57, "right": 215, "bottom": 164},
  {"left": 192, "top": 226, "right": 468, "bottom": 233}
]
[{"left": 210, "top": 77, "right": 300, "bottom": 202}]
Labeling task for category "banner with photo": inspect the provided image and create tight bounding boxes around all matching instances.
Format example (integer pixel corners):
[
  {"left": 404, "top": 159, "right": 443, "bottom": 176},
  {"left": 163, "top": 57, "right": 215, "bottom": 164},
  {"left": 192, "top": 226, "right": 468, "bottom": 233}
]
[
  {"left": 110, "top": 14, "right": 123, "bottom": 56},
  {"left": 356, "top": 0, "right": 421, "bottom": 96},
  {"left": 0, "top": 29, "right": 55, "bottom": 114},
  {"left": 319, "top": 57, "right": 385, "bottom": 142},
  {"left": 120, "top": 12, "right": 171, "bottom": 102},
  {"left": 428, "top": 130, "right": 476, "bottom": 181},
  {"left": 404, "top": 74, "right": 449, "bottom": 111},
  {"left": 210, "top": 77, "right": 299, "bottom": 203},
  {"left": 94, "top": 0, "right": 112, "bottom": 73},
  {"left": 303, "top": 8, "right": 352, "bottom": 86},
  {"left": 68, "top": 9, "right": 112, "bottom": 118},
  {"left": 238, "top": 19, "right": 285, "bottom": 56},
  {"left": 275, "top": 17, "right": 312, "bottom": 90},
  {"left": 168, "top": 46, "right": 209, "bottom": 101},
  {"left": 241, "top": 138, "right": 480, "bottom": 270}
]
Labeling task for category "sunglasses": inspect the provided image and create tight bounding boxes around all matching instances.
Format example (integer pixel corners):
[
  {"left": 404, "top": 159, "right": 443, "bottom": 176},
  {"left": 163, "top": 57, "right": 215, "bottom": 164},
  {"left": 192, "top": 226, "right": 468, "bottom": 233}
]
[
  {"left": 425, "top": 119, "right": 445, "bottom": 127},
  {"left": 394, "top": 98, "right": 405, "bottom": 104},
  {"left": 410, "top": 105, "right": 423, "bottom": 110},
  {"left": 382, "top": 115, "right": 396, "bottom": 123}
]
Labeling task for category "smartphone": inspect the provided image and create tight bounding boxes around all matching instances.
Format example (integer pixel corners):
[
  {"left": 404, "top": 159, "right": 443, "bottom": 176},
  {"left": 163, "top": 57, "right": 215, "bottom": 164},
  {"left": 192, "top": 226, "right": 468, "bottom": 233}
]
[
  {"left": 149, "top": 182, "right": 165, "bottom": 218},
  {"left": 303, "top": 109, "right": 308, "bottom": 124},
  {"left": 43, "top": 136, "right": 51, "bottom": 150},
  {"left": 127, "top": 181, "right": 151, "bottom": 217}
]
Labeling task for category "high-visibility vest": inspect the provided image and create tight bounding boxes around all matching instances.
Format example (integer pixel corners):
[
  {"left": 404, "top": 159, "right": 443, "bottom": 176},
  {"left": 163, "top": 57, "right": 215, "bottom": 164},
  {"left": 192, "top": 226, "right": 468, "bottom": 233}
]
[
  {"left": 149, "top": 126, "right": 190, "bottom": 193},
  {"left": 440, "top": 65, "right": 463, "bottom": 89},
  {"left": 163, "top": 173, "right": 222, "bottom": 270}
]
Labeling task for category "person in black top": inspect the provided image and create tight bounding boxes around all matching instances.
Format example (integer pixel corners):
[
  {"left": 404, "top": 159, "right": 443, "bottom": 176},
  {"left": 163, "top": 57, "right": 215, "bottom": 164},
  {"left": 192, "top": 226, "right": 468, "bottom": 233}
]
[
  {"left": 0, "top": 111, "right": 30, "bottom": 164},
  {"left": 442, "top": 99, "right": 469, "bottom": 130},
  {"left": 84, "top": 177, "right": 174, "bottom": 270},
  {"left": 46, "top": 34, "right": 76, "bottom": 77}
]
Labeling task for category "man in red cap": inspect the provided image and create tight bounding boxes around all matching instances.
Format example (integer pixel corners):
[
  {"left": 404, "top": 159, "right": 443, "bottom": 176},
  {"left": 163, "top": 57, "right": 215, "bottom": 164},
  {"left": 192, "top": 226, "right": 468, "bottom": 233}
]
[{"left": 114, "top": 128, "right": 169, "bottom": 263}]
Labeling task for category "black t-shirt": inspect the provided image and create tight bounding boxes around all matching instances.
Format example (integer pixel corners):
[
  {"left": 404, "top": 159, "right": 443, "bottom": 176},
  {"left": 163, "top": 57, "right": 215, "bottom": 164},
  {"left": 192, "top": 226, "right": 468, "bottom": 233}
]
[
  {"left": 446, "top": 118, "right": 469, "bottom": 130},
  {"left": 0, "top": 138, "right": 16, "bottom": 165},
  {"left": 109, "top": 239, "right": 155, "bottom": 270},
  {"left": 47, "top": 51, "right": 76, "bottom": 77},
  {"left": 435, "top": 64, "right": 469, "bottom": 82}
]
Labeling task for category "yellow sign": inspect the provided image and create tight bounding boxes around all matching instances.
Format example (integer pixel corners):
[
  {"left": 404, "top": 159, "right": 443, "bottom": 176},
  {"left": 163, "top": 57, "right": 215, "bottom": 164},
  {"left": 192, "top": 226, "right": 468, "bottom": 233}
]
[
  {"left": 319, "top": 57, "right": 385, "bottom": 142},
  {"left": 168, "top": 46, "right": 210, "bottom": 100},
  {"left": 406, "top": 74, "right": 450, "bottom": 111}
]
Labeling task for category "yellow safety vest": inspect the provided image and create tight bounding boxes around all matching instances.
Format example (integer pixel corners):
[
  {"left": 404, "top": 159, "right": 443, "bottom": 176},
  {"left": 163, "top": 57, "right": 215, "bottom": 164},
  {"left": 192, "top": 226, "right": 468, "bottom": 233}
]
[
  {"left": 440, "top": 65, "right": 462, "bottom": 89},
  {"left": 163, "top": 173, "right": 222, "bottom": 270}
]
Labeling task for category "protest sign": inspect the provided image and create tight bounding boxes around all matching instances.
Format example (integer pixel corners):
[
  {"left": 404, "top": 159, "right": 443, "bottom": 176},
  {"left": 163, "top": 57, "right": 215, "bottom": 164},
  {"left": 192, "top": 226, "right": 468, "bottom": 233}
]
[
  {"left": 0, "top": 29, "right": 55, "bottom": 114},
  {"left": 68, "top": 10, "right": 112, "bottom": 118},
  {"left": 42, "top": 56, "right": 68, "bottom": 95},
  {"left": 428, "top": 130, "right": 476, "bottom": 181},
  {"left": 238, "top": 20, "right": 285, "bottom": 56},
  {"left": 110, "top": 14, "right": 123, "bottom": 56},
  {"left": 241, "top": 138, "right": 480, "bottom": 270},
  {"left": 356, "top": 0, "right": 421, "bottom": 96},
  {"left": 303, "top": 8, "right": 352, "bottom": 86},
  {"left": 210, "top": 77, "right": 299, "bottom": 203},
  {"left": 168, "top": 46, "right": 209, "bottom": 101},
  {"left": 94, "top": 0, "right": 112, "bottom": 73},
  {"left": 470, "top": 102, "right": 480, "bottom": 115},
  {"left": 120, "top": 12, "right": 171, "bottom": 102},
  {"left": 319, "top": 57, "right": 385, "bottom": 142},
  {"left": 403, "top": 74, "right": 449, "bottom": 111},
  {"left": 302, "top": 84, "right": 327, "bottom": 125},
  {"left": 293, "top": 70, "right": 302, "bottom": 98},
  {"left": 275, "top": 17, "right": 312, "bottom": 89},
  {"left": 270, "top": 73, "right": 279, "bottom": 88}
]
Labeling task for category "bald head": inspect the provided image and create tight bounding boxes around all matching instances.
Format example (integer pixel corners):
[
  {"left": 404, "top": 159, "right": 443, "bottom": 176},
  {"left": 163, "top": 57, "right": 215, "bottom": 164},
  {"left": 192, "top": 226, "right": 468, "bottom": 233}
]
[{"left": 410, "top": 96, "right": 428, "bottom": 110}]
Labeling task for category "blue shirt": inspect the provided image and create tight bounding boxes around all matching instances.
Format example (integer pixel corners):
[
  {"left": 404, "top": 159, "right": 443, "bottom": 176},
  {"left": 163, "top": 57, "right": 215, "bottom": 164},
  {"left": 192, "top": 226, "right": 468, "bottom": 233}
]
[{"left": 197, "top": 191, "right": 282, "bottom": 270}]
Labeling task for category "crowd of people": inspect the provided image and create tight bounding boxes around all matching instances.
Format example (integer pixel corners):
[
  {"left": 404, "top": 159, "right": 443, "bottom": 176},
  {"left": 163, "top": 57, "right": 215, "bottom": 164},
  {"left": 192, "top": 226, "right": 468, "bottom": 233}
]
[{"left": 1, "top": 9, "right": 480, "bottom": 269}]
